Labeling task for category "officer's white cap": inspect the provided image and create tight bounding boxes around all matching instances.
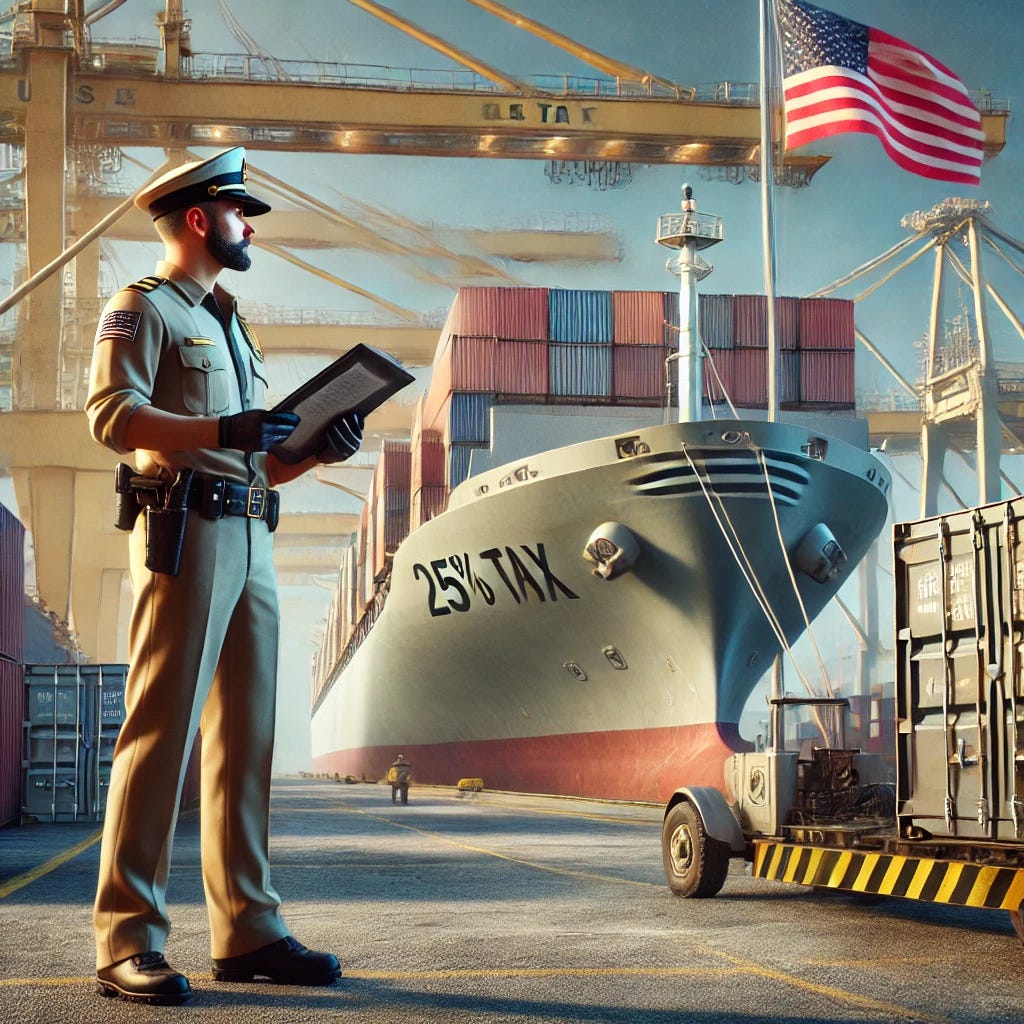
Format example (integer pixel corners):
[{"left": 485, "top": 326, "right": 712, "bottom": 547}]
[{"left": 135, "top": 147, "right": 271, "bottom": 220}]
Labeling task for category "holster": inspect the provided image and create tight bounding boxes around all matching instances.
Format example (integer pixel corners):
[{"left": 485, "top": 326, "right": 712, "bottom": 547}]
[
  {"left": 113, "top": 463, "right": 163, "bottom": 531},
  {"left": 143, "top": 469, "right": 194, "bottom": 576}
]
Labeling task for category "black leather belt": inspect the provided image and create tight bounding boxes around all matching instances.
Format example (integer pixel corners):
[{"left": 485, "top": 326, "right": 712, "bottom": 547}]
[{"left": 184, "top": 475, "right": 280, "bottom": 531}]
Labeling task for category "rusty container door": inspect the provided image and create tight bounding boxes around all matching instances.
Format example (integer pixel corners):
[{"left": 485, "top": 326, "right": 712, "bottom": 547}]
[{"left": 894, "top": 498, "right": 1024, "bottom": 841}]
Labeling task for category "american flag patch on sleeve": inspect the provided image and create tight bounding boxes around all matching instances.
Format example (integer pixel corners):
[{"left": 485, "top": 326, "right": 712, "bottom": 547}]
[{"left": 97, "top": 308, "right": 142, "bottom": 343}]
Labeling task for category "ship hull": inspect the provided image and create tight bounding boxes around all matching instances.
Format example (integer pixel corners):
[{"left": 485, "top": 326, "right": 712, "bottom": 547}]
[{"left": 310, "top": 419, "right": 891, "bottom": 803}]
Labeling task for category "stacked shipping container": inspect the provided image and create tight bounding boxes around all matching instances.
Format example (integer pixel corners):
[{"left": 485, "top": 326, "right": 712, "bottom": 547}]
[
  {"left": 309, "top": 287, "right": 858, "bottom": 702},
  {"left": 0, "top": 502, "right": 25, "bottom": 826}
]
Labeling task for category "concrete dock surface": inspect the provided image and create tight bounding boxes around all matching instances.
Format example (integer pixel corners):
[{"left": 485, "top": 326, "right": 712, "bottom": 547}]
[{"left": 2, "top": 776, "right": 1023, "bottom": 1023}]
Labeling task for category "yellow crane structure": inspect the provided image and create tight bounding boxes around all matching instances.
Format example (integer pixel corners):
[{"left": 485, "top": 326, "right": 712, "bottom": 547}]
[{"left": 0, "top": 0, "right": 1010, "bottom": 663}]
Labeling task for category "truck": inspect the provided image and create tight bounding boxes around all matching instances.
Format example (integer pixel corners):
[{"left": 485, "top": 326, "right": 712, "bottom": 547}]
[{"left": 661, "top": 495, "right": 1024, "bottom": 945}]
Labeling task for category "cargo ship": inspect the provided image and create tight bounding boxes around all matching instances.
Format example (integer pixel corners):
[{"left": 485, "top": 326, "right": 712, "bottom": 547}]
[{"left": 308, "top": 194, "right": 892, "bottom": 803}]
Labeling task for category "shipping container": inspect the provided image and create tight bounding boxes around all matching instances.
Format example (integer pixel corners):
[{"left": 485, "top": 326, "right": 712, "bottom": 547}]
[
  {"left": 612, "top": 344, "right": 669, "bottom": 400},
  {"left": 448, "top": 286, "right": 549, "bottom": 340},
  {"left": 894, "top": 498, "right": 1024, "bottom": 841},
  {"left": 731, "top": 295, "right": 800, "bottom": 350},
  {"left": 0, "top": 502, "right": 24, "bottom": 827},
  {"left": 662, "top": 290, "right": 680, "bottom": 347},
  {"left": 411, "top": 429, "right": 446, "bottom": 494},
  {"left": 495, "top": 339, "right": 548, "bottom": 395},
  {"left": 798, "top": 297, "right": 855, "bottom": 350},
  {"left": 412, "top": 484, "right": 450, "bottom": 527},
  {"left": 0, "top": 501, "right": 24, "bottom": 661},
  {"left": 799, "top": 349, "right": 855, "bottom": 405},
  {"left": 0, "top": 659, "right": 20, "bottom": 826},
  {"left": 698, "top": 293, "right": 733, "bottom": 350},
  {"left": 443, "top": 392, "right": 495, "bottom": 444},
  {"left": 549, "top": 343, "right": 613, "bottom": 397},
  {"left": 548, "top": 289, "right": 614, "bottom": 343},
  {"left": 448, "top": 442, "right": 488, "bottom": 491},
  {"left": 612, "top": 290, "right": 666, "bottom": 345},
  {"left": 22, "top": 664, "right": 128, "bottom": 823}
]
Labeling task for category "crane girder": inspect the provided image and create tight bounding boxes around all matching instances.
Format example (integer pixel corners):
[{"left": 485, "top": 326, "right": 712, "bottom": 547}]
[{"left": 0, "top": 68, "right": 841, "bottom": 172}]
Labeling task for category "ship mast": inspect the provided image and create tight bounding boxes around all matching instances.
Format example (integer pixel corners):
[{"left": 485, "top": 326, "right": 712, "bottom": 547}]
[{"left": 656, "top": 184, "right": 723, "bottom": 422}]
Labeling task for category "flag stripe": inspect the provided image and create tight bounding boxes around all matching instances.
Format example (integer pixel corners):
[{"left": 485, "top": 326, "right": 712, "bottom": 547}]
[
  {"left": 785, "top": 74, "right": 986, "bottom": 161},
  {"left": 786, "top": 74, "right": 984, "bottom": 151},
  {"left": 777, "top": 0, "right": 983, "bottom": 184}
]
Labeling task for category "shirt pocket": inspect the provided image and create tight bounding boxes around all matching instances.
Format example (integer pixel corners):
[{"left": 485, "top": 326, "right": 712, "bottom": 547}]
[{"left": 178, "top": 345, "right": 231, "bottom": 414}]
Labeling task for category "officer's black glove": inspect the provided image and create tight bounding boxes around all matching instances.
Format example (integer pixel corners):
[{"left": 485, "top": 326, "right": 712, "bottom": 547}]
[
  {"left": 317, "top": 412, "right": 364, "bottom": 464},
  {"left": 218, "top": 410, "right": 300, "bottom": 452}
]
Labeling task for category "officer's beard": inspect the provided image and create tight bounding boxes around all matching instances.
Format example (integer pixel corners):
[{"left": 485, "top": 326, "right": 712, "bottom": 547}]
[{"left": 206, "top": 228, "right": 251, "bottom": 272}]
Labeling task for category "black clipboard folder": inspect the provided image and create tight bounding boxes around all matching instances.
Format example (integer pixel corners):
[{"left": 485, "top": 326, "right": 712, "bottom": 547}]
[{"left": 269, "top": 343, "right": 415, "bottom": 464}]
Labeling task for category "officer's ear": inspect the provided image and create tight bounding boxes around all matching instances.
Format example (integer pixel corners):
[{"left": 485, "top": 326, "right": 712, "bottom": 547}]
[{"left": 183, "top": 205, "right": 211, "bottom": 237}]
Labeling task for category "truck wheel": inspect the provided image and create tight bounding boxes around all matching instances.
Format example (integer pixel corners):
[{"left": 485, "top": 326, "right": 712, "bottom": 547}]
[{"left": 662, "top": 800, "right": 730, "bottom": 898}]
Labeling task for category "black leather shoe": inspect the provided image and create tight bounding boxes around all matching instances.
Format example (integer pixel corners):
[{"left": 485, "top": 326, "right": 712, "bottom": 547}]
[
  {"left": 96, "top": 951, "right": 192, "bottom": 1005},
  {"left": 212, "top": 935, "right": 341, "bottom": 985}
]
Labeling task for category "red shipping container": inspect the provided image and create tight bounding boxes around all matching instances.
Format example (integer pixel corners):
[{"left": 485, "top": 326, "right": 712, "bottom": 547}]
[
  {"left": 411, "top": 429, "right": 446, "bottom": 493},
  {"left": 613, "top": 345, "right": 668, "bottom": 399},
  {"left": 800, "top": 349, "right": 855, "bottom": 404},
  {"left": 449, "top": 287, "right": 549, "bottom": 340},
  {"left": 496, "top": 339, "right": 548, "bottom": 394},
  {"left": 702, "top": 348, "right": 734, "bottom": 404},
  {"left": 0, "top": 502, "right": 24, "bottom": 661},
  {"left": 0, "top": 659, "right": 19, "bottom": 826},
  {"left": 612, "top": 291, "right": 666, "bottom": 345},
  {"left": 412, "top": 485, "right": 449, "bottom": 527},
  {"left": 799, "top": 298, "right": 855, "bottom": 350},
  {"left": 731, "top": 295, "right": 800, "bottom": 350}
]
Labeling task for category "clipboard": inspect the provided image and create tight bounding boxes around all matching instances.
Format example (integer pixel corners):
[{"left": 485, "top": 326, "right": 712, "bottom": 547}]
[{"left": 268, "top": 343, "right": 415, "bottom": 464}]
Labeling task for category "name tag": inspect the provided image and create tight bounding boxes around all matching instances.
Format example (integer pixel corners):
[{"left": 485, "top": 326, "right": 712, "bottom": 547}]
[{"left": 184, "top": 337, "right": 216, "bottom": 347}]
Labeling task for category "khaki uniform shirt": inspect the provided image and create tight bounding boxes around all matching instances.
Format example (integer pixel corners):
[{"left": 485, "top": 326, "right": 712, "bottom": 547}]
[{"left": 86, "top": 260, "right": 270, "bottom": 486}]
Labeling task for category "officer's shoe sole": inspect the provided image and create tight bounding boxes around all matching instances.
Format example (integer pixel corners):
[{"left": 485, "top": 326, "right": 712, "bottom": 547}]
[
  {"left": 96, "top": 979, "right": 192, "bottom": 1005},
  {"left": 95, "top": 951, "right": 192, "bottom": 1005},
  {"left": 212, "top": 935, "right": 341, "bottom": 986}
]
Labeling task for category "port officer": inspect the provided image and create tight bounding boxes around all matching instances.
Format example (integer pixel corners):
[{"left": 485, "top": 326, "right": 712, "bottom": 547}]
[{"left": 85, "top": 146, "right": 363, "bottom": 1005}]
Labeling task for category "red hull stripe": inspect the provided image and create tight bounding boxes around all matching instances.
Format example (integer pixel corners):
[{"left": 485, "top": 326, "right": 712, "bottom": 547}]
[{"left": 313, "top": 722, "right": 750, "bottom": 804}]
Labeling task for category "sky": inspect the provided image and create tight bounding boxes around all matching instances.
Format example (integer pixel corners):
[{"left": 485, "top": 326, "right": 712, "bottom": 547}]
[
  {"left": 84, "top": 0, "right": 1024, "bottom": 392},
  {"left": 42, "top": 0, "right": 1024, "bottom": 769}
]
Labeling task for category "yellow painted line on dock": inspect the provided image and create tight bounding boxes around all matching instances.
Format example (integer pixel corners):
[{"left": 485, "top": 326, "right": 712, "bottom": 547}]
[
  {"left": 0, "top": 828, "right": 103, "bottom": 900},
  {"left": 707, "top": 948, "right": 951, "bottom": 1024},
  {"left": 336, "top": 800, "right": 663, "bottom": 889}
]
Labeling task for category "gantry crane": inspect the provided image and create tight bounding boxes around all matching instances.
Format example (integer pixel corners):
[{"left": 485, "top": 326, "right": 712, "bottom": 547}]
[{"left": 0, "top": 0, "right": 1009, "bottom": 663}]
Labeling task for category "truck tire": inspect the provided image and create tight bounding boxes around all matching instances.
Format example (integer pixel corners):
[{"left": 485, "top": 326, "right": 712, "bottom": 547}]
[{"left": 662, "top": 799, "right": 730, "bottom": 898}]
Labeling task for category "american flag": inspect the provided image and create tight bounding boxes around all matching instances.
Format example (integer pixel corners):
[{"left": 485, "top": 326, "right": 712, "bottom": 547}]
[{"left": 776, "top": 0, "right": 984, "bottom": 184}]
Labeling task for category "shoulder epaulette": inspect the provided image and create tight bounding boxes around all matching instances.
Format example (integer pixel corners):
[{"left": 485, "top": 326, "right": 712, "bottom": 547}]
[{"left": 126, "top": 275, "right": 166, "bottom": 294}]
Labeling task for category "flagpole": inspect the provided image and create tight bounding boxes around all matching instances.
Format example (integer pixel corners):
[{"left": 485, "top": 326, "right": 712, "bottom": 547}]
[{"left": 759, "top": 0, "right": 780, "bottom": 421}]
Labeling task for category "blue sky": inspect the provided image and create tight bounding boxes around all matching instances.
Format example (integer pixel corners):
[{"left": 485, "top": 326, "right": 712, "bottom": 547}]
[{"left": 89, "top": 0, "right": 1024, "bottom": 395}]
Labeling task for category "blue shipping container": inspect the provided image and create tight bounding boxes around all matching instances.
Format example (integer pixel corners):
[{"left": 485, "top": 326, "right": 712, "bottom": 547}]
[
  {"left": 548, "top": 289, "right": 614, "bottom": 343},
  {"left": 549, "top": 344, "right": 613, "bottom": 397}
]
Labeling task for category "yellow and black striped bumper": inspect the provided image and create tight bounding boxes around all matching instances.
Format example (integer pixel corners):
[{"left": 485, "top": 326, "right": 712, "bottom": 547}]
[{"left": 752, "top": 841, "right": 1024, "bottom": 911}]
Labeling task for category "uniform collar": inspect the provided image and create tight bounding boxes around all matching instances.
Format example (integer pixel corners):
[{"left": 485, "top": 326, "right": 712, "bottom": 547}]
[{"left": 155, "top": 260, "right": 237, "bottom": 312}]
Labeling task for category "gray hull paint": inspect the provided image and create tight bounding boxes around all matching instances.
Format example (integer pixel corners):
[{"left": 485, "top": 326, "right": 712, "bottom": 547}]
[{"left": 311, "top": 418, "right": 890, "bottom": 798}]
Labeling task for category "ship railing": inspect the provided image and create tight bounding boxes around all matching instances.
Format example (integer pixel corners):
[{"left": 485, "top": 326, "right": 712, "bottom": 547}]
[{"left": 312, "top": 568, "right": 391, "bottom": 713}]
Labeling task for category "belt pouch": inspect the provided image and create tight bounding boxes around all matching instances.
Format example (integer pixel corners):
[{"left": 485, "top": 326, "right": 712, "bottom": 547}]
[
  {"left": 144, "top": 506, "right": 189, "bottom": 576},
  {"left": 266, "top": 490, "right": 280, "bottom": 533}
]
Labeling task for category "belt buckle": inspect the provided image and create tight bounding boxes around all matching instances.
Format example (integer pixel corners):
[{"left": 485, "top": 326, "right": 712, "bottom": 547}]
[{"left": 246, "top": 487, "right": 266, "bottom": 519}]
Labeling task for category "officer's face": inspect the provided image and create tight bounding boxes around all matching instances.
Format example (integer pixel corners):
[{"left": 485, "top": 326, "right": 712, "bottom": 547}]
[{"left": 205, "top": 204, "right": 253, "bottom": 272}]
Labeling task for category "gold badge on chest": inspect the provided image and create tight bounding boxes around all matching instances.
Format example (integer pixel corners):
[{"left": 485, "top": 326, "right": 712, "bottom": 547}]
[{"left": 237, "top": 316, "right": 264, "bottom": 362}]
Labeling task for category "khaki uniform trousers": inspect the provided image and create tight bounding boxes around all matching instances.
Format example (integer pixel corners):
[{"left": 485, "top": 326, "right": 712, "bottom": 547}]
[{"left": 94, "top": 509, "right": 288, "bottom": 969}]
